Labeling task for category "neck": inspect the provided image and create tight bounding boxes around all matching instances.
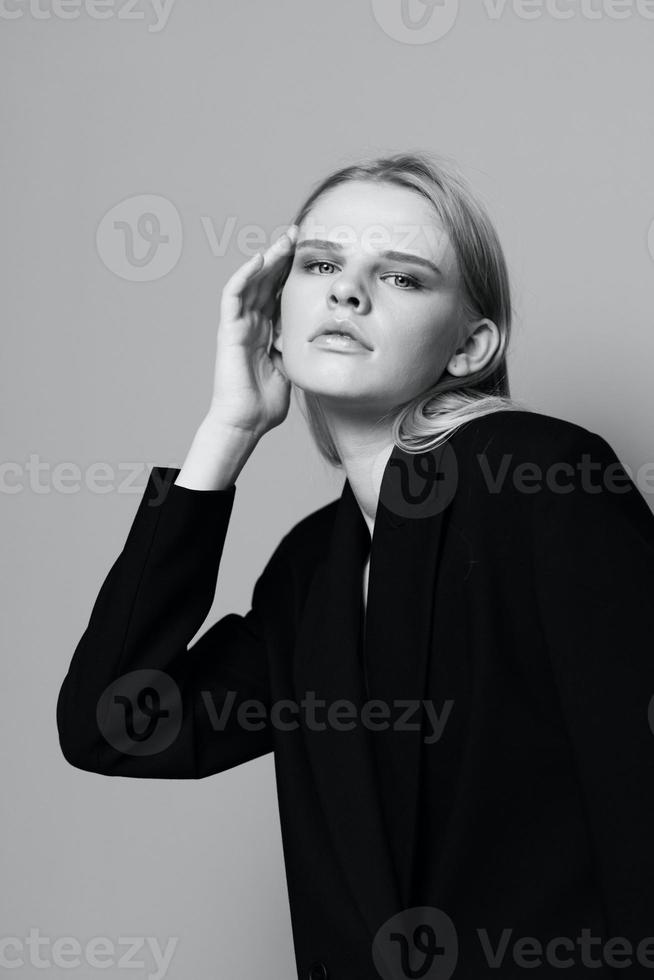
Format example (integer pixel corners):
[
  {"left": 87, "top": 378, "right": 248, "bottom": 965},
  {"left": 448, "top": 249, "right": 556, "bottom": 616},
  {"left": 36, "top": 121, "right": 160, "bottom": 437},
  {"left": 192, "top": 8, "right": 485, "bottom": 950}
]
[{"left": 320, "top": 401, "right": 396, "bottom": 537}]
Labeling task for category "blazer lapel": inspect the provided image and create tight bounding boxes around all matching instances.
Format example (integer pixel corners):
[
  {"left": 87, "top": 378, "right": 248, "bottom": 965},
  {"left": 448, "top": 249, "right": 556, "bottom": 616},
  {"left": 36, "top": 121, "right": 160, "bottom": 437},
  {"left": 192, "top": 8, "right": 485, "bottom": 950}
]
[
  {"left": 294, "top": 438, "right": 458, "bottom": 939},
  {"left": 364, "top": 437, "right": 456, "bottom": 909},
  {"left": 294, "top": 470, "right": 401, "bottom": 942}
]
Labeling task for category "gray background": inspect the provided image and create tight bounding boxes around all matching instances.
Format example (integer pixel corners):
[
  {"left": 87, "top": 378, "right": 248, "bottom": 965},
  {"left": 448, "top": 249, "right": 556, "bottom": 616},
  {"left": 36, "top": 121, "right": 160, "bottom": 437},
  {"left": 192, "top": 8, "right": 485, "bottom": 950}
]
[{"left": 2, "top": 1, "right": 654, "bottom": 977}]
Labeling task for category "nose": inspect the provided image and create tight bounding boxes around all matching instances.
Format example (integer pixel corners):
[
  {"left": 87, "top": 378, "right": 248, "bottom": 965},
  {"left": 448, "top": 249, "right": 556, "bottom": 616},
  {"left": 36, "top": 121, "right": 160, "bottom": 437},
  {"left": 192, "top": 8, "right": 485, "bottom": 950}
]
[{"left": 327, "top": 273, "right": 371, "bottom": 315}]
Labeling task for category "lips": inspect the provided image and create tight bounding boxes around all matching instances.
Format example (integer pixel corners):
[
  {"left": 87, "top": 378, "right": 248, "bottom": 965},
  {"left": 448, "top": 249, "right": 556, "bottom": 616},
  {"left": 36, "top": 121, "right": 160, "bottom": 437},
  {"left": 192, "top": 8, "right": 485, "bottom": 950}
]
[{"left": 311, "top": 317, "right": 373, "bottom": 350}]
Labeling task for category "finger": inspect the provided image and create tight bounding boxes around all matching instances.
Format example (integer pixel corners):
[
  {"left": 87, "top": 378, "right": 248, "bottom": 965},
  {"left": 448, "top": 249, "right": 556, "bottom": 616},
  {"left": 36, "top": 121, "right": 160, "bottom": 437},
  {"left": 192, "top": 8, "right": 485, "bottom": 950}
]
[
  {"left": 241, "top": 236, "right": 293, "bottom": 312},
  {"left": 220, "top": 251, "right": 263, "bottom": 322},
  {"left": 249, "top": 226, "right": 297, "bottom": 293},
  {"left": 251, "top": 227, "right": 298, "bottom": 309}
]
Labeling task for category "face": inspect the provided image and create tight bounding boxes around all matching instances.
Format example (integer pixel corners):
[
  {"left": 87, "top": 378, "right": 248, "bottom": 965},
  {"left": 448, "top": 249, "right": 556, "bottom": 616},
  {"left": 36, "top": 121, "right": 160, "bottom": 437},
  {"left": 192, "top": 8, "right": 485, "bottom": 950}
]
[{"left": 276, "top": 180, "right": 470, "bottom": 417}]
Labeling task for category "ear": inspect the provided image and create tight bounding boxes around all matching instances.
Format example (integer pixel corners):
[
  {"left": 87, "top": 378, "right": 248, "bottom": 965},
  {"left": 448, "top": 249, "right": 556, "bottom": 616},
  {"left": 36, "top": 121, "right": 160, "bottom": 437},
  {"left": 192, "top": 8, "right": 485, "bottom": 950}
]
[{"left": 446, "top": 318, "right": 499, "bottom": 377}]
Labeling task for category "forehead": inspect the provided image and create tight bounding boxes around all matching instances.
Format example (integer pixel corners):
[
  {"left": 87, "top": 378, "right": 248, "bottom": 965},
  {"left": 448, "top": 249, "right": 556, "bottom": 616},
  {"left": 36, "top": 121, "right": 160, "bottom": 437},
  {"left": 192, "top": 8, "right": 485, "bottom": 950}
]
[{"left": 299, "top": 180, "right": 454, "bottom": 269}]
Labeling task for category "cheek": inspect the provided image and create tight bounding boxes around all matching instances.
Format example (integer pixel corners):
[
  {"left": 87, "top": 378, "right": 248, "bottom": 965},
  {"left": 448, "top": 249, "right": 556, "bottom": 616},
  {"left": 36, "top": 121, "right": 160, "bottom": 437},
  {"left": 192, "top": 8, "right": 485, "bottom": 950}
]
[
  {"left": 390, "top": 314, "right": 452, "bottom": 364},
  {"left": 385, "top": 324, "right": 454, "bottom": 391},
  {"left": 278, "top": 289, "right": 297, "bottom": 339},
  {"left": 280, "top": 274, "right": 310, "bottom": 322},
  {"left": 279, "top": 280, "right": 292, "bottom": 315}
]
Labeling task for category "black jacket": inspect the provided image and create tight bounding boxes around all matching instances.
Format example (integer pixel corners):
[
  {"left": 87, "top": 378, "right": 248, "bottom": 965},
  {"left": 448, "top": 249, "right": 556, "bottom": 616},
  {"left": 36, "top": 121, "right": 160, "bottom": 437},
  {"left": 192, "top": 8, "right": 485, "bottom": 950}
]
[{"left": 56, "top": 409, "right": 654, "bottom": 979}]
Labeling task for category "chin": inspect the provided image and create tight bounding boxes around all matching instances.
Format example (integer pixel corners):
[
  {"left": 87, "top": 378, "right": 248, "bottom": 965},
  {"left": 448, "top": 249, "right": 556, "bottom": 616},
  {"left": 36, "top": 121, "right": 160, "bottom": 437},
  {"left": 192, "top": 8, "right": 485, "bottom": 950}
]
[
  {"left": 299, "top": 381, "right": 370, "bottom": 401},
  {"left": 284, "top": 357, "right": 355, "bottom": 389}
]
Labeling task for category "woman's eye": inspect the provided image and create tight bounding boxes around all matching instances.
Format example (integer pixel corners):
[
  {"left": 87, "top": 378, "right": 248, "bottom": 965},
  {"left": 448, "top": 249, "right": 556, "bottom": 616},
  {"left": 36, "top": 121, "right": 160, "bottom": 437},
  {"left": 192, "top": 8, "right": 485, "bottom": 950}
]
[
  {"left": 383, "top": 273, "right": 422, "bottom": 290},
  {"left": 304, "top": 260, "right": 337, "bottom": 274}
]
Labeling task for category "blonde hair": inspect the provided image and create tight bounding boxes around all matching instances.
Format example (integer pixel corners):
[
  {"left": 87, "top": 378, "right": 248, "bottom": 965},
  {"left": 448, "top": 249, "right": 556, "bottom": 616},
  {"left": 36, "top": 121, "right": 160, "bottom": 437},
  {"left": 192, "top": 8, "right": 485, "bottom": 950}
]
[{"left": 277, "top": 150, "right": 528, "bottom": 466}]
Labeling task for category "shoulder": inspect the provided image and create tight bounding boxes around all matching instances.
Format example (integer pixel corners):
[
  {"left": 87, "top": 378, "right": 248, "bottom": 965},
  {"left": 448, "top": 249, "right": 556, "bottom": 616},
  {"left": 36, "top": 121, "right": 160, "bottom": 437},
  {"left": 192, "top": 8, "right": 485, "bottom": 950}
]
[
  {"left": 444, "top": 409, "right": 639, "bottom": 519},
  {"left": 451, "top": 408, "right": 609, "bottom": 464},
  {"left": 448, "top": 409, "right": 624, "bottom": 491}
]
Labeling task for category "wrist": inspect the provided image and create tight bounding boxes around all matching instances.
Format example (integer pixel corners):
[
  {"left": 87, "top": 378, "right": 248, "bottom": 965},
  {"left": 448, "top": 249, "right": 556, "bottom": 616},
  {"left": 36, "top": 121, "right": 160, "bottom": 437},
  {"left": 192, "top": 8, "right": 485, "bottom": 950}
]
[
  {"left": 199, "top": 412, "right": 262, "bottom": 449},
  {"left": 174, "top": 417, "right": 260, "bottom": 491}
]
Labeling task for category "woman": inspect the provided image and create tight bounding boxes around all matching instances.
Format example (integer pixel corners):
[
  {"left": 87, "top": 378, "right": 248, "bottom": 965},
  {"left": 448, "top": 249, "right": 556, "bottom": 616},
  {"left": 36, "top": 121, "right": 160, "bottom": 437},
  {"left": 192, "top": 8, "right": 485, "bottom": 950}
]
[{"left": 57, "top": 152, "right": 654, "bottom": 980}]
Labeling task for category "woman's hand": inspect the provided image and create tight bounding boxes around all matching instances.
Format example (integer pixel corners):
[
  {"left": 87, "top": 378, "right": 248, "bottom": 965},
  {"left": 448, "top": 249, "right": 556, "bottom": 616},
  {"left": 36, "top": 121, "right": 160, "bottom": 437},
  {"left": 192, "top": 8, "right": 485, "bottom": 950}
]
[{"left": 208, "top": 225, "right": 298, "bottom": 439}]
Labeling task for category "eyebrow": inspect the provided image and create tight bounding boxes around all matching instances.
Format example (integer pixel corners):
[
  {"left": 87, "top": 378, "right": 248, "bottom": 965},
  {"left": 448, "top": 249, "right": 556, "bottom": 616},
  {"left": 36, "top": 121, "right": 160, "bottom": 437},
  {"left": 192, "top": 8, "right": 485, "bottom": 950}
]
[{"left": 296, "top": 238, "right": 442, "bottom": 276}]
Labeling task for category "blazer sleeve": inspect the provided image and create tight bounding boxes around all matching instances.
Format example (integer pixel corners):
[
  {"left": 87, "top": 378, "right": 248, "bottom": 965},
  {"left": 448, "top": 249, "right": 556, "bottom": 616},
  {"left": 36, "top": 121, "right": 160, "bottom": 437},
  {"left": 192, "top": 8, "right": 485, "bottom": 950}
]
[
  {"left": 56, "top": 465, "right": 293, "bottom": 780},
  {"left": 530, "top": 429, "right": 654, "bottom": 941}
]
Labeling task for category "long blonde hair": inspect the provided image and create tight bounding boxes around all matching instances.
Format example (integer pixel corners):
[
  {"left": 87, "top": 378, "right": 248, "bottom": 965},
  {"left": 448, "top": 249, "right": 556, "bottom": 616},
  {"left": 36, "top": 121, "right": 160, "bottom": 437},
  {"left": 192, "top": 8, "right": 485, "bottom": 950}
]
[{"left": 277, "top": 151, "right": 528, "bottom": 466}]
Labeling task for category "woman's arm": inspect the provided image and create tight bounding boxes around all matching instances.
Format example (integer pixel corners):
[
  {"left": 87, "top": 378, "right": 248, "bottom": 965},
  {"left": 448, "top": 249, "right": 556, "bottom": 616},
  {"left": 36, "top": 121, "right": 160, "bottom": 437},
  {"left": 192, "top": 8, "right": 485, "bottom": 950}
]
[
  {"left": 56, "top": 454, "right": 294, "bottom": 779},
  {"left": 531, "top": 428, "right": 654, "bottom": 942},
  {"left": 57, "top": 226, "right": 299, "bottom": 779}
]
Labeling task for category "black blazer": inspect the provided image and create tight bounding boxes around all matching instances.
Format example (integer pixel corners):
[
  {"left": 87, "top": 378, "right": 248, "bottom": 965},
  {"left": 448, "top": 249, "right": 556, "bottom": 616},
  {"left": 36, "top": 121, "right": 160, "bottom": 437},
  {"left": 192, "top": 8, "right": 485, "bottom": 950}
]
[{"left": 56, "top": 410, "right": 654, "bottom": 979}]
